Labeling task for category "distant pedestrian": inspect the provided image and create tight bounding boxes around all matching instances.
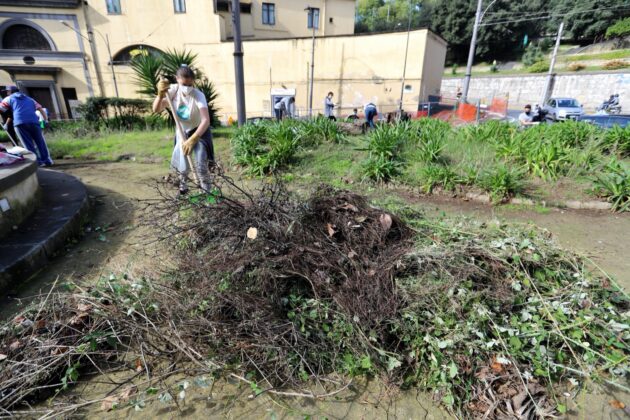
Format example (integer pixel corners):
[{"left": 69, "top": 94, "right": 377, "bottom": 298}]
[
  {"left": 274, "top": 96, "right": 294, "bottom": 120},
  {"left": 324, "top": 92, "right": 336, "bottom": 121},
  {"left": 364, "top": 102, "right": 378, "bottom": 129},
  {"left": 518, "top": 104, "right": 535, "bottom": 127},
  {"left": 0, "top": 86, "right": 53, "bottom": 166},
  {"left": 347, "top": 108, "right": 359, "bottom": 121}
]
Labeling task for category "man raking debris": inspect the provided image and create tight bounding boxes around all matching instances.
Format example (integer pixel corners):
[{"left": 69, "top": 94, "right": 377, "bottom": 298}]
[{"left": 153, "top": 65, "right": 215, "bottom": 195}]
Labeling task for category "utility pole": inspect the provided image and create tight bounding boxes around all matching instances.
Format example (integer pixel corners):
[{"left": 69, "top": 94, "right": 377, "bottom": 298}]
[
  {"left": 104, "top": 34, "right": 119, "bottom": 97},
  {"left": 306, "top": 6, "right": 316, "bottom": 117},
  {"left": 232, "top": 0, "right": 247, "bottom": 126},
  {"left": 541, "top": 21, "right": 564, "bottom": 105},
  {"left": 461, "top": 0, "right": 483, "bottom": 102},
  {"left": 398, "top": 0, "right": 414, "bottom": 117}
]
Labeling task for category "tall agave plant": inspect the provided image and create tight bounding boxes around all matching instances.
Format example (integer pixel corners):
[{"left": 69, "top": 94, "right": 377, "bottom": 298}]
[{"left": 129, "top": 48, "right": 221, "bottom": 127}]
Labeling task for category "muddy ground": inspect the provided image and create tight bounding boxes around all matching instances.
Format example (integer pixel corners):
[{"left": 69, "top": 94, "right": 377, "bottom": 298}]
[{"left": 2, "top": 159, "right": 629, "bottom": 419}]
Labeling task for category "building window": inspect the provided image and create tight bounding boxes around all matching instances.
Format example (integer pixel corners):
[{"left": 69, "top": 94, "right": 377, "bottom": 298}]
[
  {"left": 112, "top": 44, "right": 163, "bottom": 65},
  {"left": 1, "top": 24, "right": 52, "bottom": 50},
  {"left": 174, "top": 0, "right": 186, "bottom": 13},
  {"left": 106, "top": 0, "right": 121, "bottom": 14},
  {"left": 307, "top": 8, "right": 320, "bottom": 29},
  {"left": 262, "top": 3, "right": 275, "bottom": 25}
]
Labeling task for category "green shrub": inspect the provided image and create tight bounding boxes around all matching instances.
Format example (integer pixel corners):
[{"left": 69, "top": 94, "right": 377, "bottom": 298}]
[
  {"left": 456, "top": 120, "right": 514, "bottom": 144},
  {"left": 602, "top": 59, "right": 630, "bottom": 70},
  {"left": 527, "top": 60, "right": 550, "bottom": 73},
  {"left": 231, "top": 120, "right": 302, "bottom": 175},
  {"left": 602, "top": 124, "right": 630, "bottom": 156},
  {"left": 592, "top": 159, "right": 629, "bottom": 212},
  {"left": 362, "top": 124, "right": 408, "bottom": 182},
  {"left": 299, "top": 117, "right": 345, "bottom": 145},
  {"left": 362, "top": 155, "right": 404, "bottom": 183},
  {"left": 522, "top": 43, "right": 546, "bottom": 67},
  {"left": 405, "top": 118, "right": 451, "bottom": 163},
  {"left": 477, "top": 164, "right": 526, "bottom": 202},
  {"left": 606, "top": 17, "right": 630, "bottom": 39},
  {"left": 419, "top": 164, "right": 460, "bottom": 193},
  {"left": 77, "top": 97, "right": 151, "bottom": 131}
]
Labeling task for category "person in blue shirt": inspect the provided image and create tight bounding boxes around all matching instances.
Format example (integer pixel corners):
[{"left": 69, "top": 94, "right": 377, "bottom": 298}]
[{"left": 0, "top": 86, "right": 53, "bottom": 166}]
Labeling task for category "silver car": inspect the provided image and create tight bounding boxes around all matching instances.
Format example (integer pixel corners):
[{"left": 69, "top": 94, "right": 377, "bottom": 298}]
[{"left": 543, "top": 97, "right": 584, "bottom": 121}]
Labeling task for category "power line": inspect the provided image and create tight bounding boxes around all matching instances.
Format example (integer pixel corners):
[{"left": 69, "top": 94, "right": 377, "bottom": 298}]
[
  {"left": 483, "top": 2, "right": 630, "bottom": 17},
  {"left": 479, "top": 5, "right": 630, "bottom": 26}
]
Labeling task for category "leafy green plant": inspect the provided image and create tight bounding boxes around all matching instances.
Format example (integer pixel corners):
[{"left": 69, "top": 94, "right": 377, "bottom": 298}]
[
  {"left": 299, "top": 117, "right": 345, "bottom": 145},
  {"left": 419, "top": 164, "right": 460, "bottom": 193},
  {"left": 592, "top": 159, "right": 629, "bottom": 212},
  {"left": 231, "top": 120, "right": 303, "bottom": 175},
  {"left": 477, "top": 164, "right": 526, "bottom": 202},
  {"left": 130, "top": 48, "right": 220, "bottom": 127},
  {"left": 606, "top": 17, "right": 630, "bottom": 39},
  {"left": 527, "top": 60, "right": 550, "bottom": 73},
  {"left": 602, "top": 124, "right": 630, "bottom": 156},
  {"left": 362, "top": 124, "right": 408, "bottom": 182},
  {"left": 522, "top": 43, "right": 546, "bottom": 67}
]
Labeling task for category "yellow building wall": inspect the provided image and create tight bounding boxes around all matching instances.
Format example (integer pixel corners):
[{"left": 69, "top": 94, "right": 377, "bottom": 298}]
[
  {"left": 194, "top": 29, "right": 446, "bottom": 121},
  {"left": 248, "top": 0, "right": 355, "bottom": 39},
  {"left": 0, "top": 7, "right": 96, "bottom": 117}
]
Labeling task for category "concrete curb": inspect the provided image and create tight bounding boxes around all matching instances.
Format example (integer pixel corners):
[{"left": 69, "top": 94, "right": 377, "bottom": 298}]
[
  {"left": 0, "top": 169, "right": 90, "bottom": 295},
  {"left": 464, "top": 192, "right": 613, "bottom": 211}
]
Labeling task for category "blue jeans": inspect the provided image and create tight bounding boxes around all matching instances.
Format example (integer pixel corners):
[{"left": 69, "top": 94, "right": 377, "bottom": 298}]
[
  {"left": 15, "top": 123, "right": 53, "bottom": 165},
  {"left": 366, "top": 108, "right": 377, "bottom": 128}
]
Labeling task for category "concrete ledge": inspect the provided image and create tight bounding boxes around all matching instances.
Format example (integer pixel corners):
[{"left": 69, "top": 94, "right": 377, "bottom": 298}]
[
  {"left": 0, "top": 169, "right": 89, "bottom": 295},
  {"left": 0, "top": 159, "right": 40, "bottom": 235}
]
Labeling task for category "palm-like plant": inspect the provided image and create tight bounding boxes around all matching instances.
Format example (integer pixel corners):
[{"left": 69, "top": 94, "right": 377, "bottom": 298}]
[
  {"left": 130, "top": 48, "right": 220, "bottom": 126},
  {"left": 129, "top": 53, "right": 162, "bottom": 97}
]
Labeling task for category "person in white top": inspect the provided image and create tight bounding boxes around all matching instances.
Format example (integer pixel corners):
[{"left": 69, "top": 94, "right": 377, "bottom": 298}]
[
  {"left": 153, "top": 65, "right": 214, "bottom": 194},
  {"left": 518, "top": 104, "right": 536, "bottom": 127}
]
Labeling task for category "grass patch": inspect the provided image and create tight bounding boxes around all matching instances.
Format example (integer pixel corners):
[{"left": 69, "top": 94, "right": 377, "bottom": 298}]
[
  {"left": 47, "top": 129, "right": 174, "bottom": 162},
  {"left": 562, "top": 49, "right": 630, "bottom": 62}
]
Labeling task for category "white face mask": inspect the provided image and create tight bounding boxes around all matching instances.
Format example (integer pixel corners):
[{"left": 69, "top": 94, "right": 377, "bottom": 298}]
[{"left": 180, "top": 85, "right": 193, "bottom": 95}]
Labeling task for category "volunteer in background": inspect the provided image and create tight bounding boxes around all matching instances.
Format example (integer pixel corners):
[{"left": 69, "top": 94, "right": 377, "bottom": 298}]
[
  {"left": 324, "top": 92, "right": 336, "bottom": 121},
  {"left": 364, "top": 102, "right": 378, "bottom": 129},
  {"left": 153, "top": 65, "right": 214, "bottom": 195},
  {"left": 518, "top": 104, "right": 535, "bottom": 127},
  {"left": 0, "top": 86, "right": 53, "bottom": 166}
]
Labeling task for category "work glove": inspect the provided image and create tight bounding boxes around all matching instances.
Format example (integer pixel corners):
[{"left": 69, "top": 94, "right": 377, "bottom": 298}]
[
  {"left": 182, "top": 133, "right": 200, "bottom": 156},
  {"left": 157, "top": 79, "right": 170, "bottom": 97}
]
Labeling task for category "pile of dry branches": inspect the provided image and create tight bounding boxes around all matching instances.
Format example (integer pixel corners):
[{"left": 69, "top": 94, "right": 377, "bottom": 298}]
[{"left": 1, "top": 172, "right": 627, "bottom": 418}]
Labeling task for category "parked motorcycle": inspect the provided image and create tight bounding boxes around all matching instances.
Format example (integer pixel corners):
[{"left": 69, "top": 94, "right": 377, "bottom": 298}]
[
  {"left": 597, "top": 94, "right": 622, "bottom": 115},
  {"left": 532, "top": 104, "right": 549, "bottom": 123}
]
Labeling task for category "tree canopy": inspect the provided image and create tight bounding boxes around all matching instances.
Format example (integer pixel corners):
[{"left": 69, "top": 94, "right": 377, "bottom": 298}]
[{"left": 354, "top": 0, "right": 630, "bottom": 63}]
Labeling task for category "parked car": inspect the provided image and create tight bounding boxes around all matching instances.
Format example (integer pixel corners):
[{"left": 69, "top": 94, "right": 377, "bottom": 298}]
[
  {"left": 577, "top": 114, "right": 630, "bottom": 129},
  {"left": 543, "top": 98, "right": 584, "bottom": 121}
]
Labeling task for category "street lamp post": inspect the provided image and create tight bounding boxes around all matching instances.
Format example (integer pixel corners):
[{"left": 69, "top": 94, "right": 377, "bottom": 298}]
[
  {"left": 61, "top": 21, "right": 119, "bottom": 97},
  {"left": 306, "top": 6, "right": 317, "bottom": 118},
  {"left": 231, "top": 0, "right": 247, "bottom": 126},
  {"left": 398, "top": 0, "right": 415, "bottom": 118},
  {"left": 461, "top": 0, "right": 497, "bottom": 102}
]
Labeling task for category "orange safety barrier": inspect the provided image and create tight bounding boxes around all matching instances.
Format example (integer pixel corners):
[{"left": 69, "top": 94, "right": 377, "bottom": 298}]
[
  {"left": 488, "top": 98, "right": 508, "bottom": 116},
  {"left": 455, "top": 103, "right": 477, "bottom": 122}
]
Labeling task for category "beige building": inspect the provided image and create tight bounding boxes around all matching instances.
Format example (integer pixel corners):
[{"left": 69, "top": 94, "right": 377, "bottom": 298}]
[{"left": 0, "top": 0, "right": 446, "bottom": 121}]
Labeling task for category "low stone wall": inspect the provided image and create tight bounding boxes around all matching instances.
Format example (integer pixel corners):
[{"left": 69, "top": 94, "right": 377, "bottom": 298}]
[
  {"left": 0, "top": 159, "right": 40, "bottom": 236},
  {"left": 442, "top": 71, "right": 630, "bottom": 111}
]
